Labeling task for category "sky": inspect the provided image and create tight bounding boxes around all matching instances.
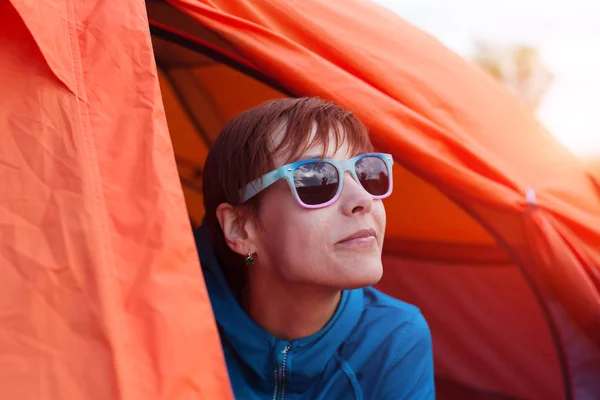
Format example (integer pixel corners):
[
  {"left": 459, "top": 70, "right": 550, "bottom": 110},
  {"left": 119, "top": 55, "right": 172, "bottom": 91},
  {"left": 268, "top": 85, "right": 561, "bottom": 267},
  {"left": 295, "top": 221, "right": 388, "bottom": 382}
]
[{"left": 372, "top": 0, "right": 600, "bottom": 160}]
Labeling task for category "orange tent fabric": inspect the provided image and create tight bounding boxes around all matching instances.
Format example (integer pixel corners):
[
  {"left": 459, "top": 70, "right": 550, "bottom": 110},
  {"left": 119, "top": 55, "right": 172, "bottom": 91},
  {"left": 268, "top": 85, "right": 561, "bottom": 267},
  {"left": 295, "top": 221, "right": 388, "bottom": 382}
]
[
  {"left": 148, "top": 0, "right": 600, "bottom": 399},
  {"left": 3, "top": 0, "right": 600, "bottom": 399},
  {"left": 0, "top": 1, "right": 231, "bottom": 399}
]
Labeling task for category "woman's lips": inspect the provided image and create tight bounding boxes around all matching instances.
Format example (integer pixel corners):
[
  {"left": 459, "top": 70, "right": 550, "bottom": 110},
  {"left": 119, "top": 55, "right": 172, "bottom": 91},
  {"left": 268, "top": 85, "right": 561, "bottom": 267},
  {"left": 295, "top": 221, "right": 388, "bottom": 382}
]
[{"left": 336, "top": 228, "right": 377, "bottom": 248}]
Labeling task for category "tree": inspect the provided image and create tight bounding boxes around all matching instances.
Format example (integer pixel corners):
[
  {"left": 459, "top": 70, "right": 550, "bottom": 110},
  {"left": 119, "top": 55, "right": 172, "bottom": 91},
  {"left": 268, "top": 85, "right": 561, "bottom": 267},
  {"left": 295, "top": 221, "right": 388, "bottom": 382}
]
[{"left": 472, "top": 42, "right": 554, "bottom": 113}]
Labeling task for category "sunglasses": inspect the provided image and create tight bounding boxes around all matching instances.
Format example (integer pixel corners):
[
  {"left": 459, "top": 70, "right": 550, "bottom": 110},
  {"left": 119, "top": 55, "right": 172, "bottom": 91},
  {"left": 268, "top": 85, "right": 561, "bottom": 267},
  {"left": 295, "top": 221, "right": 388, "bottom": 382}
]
[{"left": 240, "top": 153, "right": 393, "bottom": 208}]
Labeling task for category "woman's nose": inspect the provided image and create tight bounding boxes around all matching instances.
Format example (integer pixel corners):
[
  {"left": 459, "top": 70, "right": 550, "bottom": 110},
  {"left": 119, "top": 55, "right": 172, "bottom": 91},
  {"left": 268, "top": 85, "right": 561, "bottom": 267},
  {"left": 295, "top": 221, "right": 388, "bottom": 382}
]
[{"left": 340, "top": 171, "right": 373, "bottom": 216}]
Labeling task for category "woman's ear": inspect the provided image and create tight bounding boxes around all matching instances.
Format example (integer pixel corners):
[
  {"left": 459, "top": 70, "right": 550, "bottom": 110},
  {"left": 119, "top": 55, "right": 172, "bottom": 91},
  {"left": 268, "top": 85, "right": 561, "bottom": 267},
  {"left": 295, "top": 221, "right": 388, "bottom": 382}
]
[{"left": 215, "top": 203, "right": 256, "bottom": 256}]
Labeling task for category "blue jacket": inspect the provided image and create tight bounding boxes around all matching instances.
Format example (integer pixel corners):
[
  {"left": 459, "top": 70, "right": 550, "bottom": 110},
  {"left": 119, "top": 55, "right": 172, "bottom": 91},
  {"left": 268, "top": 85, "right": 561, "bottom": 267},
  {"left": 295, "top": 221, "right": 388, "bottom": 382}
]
[{"left": 195, "top": 226, "right": 435, "bottom": 400}]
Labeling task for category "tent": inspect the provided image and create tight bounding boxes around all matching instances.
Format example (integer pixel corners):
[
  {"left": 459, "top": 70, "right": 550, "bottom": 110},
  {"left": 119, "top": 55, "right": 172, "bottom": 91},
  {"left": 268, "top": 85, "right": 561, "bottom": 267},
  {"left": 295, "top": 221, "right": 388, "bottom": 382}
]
[
  {"left": 1, "top": 0, "right": 599, "bottom": 399},
  {"left": 1, "top": 1, "right": 230, "bottom": 399},
  {"left": 588, "top": 160, "right": 600, "bottom": 179},
  {"left": 148, "top": 0, "right": 600, "bottom": 399}
]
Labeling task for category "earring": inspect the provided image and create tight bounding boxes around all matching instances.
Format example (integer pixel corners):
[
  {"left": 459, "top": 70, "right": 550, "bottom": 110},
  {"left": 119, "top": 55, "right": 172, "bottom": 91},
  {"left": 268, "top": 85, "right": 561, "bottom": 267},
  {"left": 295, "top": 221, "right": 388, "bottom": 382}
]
[{"left": 245, "top": 251, "right": 254, "bottom": 265}]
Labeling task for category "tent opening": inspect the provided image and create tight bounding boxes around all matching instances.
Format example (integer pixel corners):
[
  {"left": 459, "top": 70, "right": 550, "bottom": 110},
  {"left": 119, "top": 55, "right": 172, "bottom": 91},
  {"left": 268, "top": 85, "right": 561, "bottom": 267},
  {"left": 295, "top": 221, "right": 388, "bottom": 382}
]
[{"left": 149, "top": 6, "right": 573, "bottom": 399}]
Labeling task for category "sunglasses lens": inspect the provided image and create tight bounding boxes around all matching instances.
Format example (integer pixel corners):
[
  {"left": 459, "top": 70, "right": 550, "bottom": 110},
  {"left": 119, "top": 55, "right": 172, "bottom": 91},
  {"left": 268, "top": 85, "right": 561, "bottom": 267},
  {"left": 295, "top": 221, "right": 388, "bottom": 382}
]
[
  {"left": 293, "top": 162, "right": 339, "bottom": 205},
  {"left": 355, "top": 156, "right": 390, "bottom": 196}
]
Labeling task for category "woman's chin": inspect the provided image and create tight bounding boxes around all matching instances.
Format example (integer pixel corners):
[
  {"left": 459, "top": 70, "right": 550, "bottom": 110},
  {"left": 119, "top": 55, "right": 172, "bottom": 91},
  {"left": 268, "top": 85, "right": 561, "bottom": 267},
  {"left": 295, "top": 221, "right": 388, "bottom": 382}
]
[
  {"left": 283, "top": 255, "right": 383, "bottom": 289},
  {"left": 336, "top": 261, "right": 383, "bottom": 289}
]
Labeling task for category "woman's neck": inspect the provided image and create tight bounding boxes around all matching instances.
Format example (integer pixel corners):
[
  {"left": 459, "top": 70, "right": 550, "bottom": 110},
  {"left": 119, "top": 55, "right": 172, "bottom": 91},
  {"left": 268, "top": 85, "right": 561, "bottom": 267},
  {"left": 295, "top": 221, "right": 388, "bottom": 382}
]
[{"left": 242, "top": 275, "right": 341, "bottom": 341}]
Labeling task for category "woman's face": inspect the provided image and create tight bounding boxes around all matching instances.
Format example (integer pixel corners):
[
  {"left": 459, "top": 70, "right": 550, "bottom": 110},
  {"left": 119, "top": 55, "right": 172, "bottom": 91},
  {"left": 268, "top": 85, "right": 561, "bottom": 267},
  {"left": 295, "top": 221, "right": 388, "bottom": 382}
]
[{"left": 250, "top": 129, "right": 386, "bottom": 290}]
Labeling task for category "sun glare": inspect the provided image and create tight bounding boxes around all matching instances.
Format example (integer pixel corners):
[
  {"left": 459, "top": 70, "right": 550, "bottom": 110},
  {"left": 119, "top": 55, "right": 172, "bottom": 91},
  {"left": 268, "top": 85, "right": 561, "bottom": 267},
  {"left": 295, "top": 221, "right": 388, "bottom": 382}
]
[{"left": 374, "top": 0, "right": 600, "bottom": 161}]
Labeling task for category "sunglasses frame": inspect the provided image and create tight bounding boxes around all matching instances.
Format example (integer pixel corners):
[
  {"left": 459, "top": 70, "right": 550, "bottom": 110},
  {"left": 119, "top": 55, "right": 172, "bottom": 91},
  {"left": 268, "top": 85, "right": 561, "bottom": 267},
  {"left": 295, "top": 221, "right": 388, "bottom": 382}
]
[{"left": 240, "top": 152, "right": 394, "bottom": 209}]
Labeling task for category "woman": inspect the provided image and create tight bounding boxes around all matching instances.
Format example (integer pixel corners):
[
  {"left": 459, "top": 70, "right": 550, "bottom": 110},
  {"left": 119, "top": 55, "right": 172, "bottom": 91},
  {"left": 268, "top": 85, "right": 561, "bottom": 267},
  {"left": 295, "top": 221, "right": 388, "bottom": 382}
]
[{"left": 195, "top": 97, "right": 434, "bottom": 399}]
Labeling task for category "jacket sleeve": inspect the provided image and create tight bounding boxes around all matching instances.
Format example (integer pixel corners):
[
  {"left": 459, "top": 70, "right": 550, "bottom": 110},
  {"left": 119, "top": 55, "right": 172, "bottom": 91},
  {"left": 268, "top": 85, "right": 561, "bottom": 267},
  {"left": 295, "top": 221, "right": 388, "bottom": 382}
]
[{"left": 378, "top": 312, "right": 435, "bottom": 399}]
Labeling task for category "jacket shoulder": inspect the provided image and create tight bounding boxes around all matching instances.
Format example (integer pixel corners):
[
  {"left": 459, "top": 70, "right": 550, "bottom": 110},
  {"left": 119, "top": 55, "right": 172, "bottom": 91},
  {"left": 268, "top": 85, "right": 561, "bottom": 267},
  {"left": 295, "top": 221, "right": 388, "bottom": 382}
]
[
  {"left": 339, "top": 287, "right": 430, "bottom": 370},
  {"left": 337, "top": 288, "right": 434, "bottom": 398}
]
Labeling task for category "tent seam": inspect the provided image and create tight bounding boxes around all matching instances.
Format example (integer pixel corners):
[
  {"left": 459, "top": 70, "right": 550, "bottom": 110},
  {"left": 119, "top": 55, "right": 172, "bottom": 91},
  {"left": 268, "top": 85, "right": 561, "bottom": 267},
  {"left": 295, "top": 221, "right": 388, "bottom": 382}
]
[{"left": 63, "top": 0, "right": 130, "bottom": 398}]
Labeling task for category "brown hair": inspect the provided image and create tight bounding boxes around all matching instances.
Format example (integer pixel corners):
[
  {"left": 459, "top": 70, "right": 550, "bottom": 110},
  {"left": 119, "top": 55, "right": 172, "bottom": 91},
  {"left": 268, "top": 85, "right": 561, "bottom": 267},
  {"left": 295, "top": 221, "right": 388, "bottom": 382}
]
[{"left": 202, "top": 97, "right": 372, "bottom": 294}]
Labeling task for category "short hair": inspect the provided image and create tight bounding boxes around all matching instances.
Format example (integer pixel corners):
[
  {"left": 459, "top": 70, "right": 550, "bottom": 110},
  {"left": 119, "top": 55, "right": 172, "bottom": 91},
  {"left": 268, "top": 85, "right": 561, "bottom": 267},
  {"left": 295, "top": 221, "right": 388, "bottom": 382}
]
[{"left": 202, "top": 97, "right": 373, "bottom": 294}]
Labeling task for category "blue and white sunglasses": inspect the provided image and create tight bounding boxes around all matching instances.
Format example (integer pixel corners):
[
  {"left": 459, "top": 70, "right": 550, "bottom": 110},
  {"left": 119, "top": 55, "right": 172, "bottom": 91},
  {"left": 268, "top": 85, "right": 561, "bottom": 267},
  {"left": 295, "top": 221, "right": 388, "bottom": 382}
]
[{"left": 240, "top": 153, "right": 394, "bottom": 208}]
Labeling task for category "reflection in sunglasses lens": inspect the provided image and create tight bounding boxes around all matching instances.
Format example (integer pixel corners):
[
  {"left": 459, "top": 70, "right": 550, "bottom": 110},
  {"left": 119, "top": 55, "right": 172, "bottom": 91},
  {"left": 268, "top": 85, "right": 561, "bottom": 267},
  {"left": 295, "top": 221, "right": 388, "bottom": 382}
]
[
  {"left": 294, "top": 162, "right": 339, "bottom": 205},
  {"left": 356, "top": 157, "right": 389, "bottom": 196}
]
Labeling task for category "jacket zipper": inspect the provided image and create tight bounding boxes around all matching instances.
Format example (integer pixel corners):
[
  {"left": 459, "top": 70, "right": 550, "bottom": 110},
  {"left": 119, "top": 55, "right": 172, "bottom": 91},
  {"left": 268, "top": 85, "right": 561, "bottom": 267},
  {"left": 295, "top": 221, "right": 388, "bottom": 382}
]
[
  {"left": 272, "top": 369, "right": 278, "bottom": 400},
  {"left": 273, "top": 344, "right": 292, "bottom": 400},
  {"left": 280, "top": 344, "right": 291, "bottom": 400}
]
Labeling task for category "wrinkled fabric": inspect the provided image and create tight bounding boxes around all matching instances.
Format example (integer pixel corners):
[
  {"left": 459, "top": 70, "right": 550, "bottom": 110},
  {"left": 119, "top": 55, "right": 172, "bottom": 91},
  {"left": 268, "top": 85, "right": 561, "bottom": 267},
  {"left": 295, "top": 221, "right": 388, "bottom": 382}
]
[{"left": 0, "top": 1, "right": 232, "bottom": 399}]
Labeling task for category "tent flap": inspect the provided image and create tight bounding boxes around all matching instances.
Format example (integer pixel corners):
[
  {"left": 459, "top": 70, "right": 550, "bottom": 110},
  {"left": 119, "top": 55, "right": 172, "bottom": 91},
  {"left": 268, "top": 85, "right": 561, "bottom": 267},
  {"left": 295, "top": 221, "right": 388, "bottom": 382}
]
[
  {"left": 0, "top": 1, "right": 232, "bottom": 399},
  {"left": 157, "top": 0, "right": 600, "bottom": 398}
]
